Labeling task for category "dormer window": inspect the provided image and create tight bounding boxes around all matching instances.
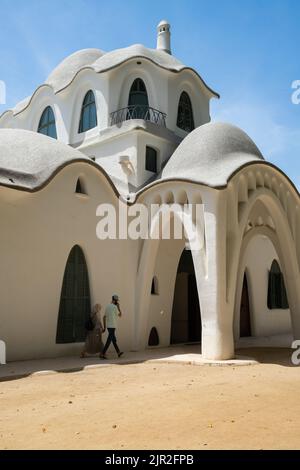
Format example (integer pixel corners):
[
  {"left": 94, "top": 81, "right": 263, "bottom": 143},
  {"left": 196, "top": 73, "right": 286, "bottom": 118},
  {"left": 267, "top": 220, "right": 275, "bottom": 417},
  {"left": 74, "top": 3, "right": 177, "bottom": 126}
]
[
  {"left": 79, "top": 90, "right": 97, "bottom": 133},
  {"left": 129, "top": 78, "right": 149, "bottom": 107},
  {"left": 177, "top": 91, "right": 194, "bottom": 133},
  {"left": 128, "top": 78, "right": 149, "bottom": 119},
  {"left": 38, "top": 106, "right": 57, "bottom": 139},
  {"left": 111, "top": 78, "right": 166, "bottom": 126}
]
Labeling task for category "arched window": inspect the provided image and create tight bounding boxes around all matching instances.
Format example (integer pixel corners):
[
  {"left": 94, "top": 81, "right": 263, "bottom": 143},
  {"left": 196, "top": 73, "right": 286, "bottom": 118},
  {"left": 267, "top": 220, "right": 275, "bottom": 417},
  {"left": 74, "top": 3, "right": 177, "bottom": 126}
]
[
  {"left": 148, "top": 327, "right": 159, "bottom": 346},
  {"left": 267, "top": 260, "right": 289, "bottom": 309},
  {"left": 56, "top": 245, "right": 91, "bottom": 343},
  {"left": 75, "top": 178, "right": 86, "bottom": 195},
  {"left": 78, "top": 90, "right": 97, "bottom": 133},
  {"left": 176, "top": 92, "right": 195, "bottom": 132},
  {"left": 151, "top": 276, "right": 159, "bottom": 295},
  {"left": 128, "top": 78, "right": 149, "bottom": 119},
  {"left": 38, "top": 106, "right": 57, "bottom": 139}
]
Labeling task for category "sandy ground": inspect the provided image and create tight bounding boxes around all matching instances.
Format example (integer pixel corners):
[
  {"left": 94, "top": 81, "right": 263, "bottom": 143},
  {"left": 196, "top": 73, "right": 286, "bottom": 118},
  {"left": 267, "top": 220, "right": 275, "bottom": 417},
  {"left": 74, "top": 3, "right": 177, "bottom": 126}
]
[{"left": 0, "top": 348, "right": 299, "bottom": 450}]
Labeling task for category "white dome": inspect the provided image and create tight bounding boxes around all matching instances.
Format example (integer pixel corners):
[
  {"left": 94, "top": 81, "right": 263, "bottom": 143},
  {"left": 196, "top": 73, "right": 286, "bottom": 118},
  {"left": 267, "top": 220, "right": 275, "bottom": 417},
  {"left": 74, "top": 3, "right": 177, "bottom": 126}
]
[
  {"left": 0, "top": 129, "right": 90, "bottom": 189},
  {"left": 92, "top": 44, "right": 183, "bottom": 72},
  {"left": 46, "top": 48, "right": 105, "bottom": 92},
  {"left": 4, "top": 41, "right": 218, "bottom": 118},
  {"left": 160, "top": 122, "right": 264, "bottom": 187}
]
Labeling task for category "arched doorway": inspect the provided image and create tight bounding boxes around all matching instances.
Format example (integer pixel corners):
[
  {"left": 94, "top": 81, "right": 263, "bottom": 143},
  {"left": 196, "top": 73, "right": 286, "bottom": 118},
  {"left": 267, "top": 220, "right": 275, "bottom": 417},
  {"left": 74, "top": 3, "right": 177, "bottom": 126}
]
[
  {"left": 128, "top": 78, "right": 149, "bottom": 119},
  {"left": 56, "top": 245, "right": 91, "bottom": 343},
  {"left": 240, "top": 273, "right": 251, "bottom": 337},
  {"left": 170, "top": 249, "right": 201, "bottom": 344}
]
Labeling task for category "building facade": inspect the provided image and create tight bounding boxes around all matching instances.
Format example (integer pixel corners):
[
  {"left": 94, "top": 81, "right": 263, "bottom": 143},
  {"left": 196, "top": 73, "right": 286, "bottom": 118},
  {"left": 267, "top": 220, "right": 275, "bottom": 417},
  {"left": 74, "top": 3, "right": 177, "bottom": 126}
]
[{"left": 0, "top": 21, "right": 299, "bottom": 361}]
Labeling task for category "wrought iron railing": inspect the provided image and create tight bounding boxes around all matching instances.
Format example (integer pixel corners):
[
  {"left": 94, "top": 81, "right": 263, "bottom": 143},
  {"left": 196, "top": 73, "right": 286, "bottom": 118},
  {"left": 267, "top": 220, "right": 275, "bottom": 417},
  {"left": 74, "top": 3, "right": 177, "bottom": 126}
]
[{"left": 110, "top": 105, "right": 167, "bottom": 127}]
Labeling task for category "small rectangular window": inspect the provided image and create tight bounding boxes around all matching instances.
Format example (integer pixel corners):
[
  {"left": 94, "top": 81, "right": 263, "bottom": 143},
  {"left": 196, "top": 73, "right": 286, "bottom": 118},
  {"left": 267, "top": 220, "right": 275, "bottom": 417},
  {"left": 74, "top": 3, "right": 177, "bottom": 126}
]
[{"left": 146, "top": 146, "right": 157, "bottom": 173}]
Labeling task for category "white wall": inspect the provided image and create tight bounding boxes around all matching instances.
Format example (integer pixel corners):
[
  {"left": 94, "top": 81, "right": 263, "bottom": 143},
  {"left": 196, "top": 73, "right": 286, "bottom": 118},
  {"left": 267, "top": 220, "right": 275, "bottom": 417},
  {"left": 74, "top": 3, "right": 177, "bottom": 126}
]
[
  {"left": 0, "top": 56, "right": 212, "bottom": 193},
  {"left": 237, "top": 234, "right": 292, "bottom": 337},
  {"left": 0, "top": 163, "right": 139, "bottom": 361},
  {"left": 0, "top": 58, "right": 211, "bottom": 153},
  {"left": 146, "top": 237, "right": 185, "bottom": 348}
]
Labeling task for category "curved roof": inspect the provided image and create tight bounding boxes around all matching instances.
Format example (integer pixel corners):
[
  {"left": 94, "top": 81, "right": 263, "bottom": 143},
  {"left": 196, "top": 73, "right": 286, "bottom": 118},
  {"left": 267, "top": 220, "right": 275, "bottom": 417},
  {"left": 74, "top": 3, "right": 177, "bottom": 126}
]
[
  {"left": 160, "top": 122, "right": 264, "bottom": 187},
  {"left": 92, "top": 44, "right": 183, "bottom": 73},
  {"left": 2, "top": 44, "right": 219, "bottom": 118},
  {"left": 0, "top": 129, "right": 91, "bottom": 189},
  {"left": 0, "top": 125, "right": 298, "bottom": 203},
  {"left": 46, "top": 48, "right": 105, "bottom": 92}
]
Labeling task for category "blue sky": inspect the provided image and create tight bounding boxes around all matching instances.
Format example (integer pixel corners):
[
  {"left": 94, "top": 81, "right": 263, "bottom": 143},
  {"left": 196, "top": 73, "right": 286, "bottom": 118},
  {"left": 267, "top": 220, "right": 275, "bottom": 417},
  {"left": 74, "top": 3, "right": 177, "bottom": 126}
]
[{"left": 0, "top": 0, "right": 299, "bottom": 185}]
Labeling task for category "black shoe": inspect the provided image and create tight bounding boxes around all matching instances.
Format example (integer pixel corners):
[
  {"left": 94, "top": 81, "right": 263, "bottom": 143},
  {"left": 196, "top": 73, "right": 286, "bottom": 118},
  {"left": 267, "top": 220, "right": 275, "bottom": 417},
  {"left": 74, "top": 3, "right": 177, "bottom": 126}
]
[
  {"left": 100, "top": 354, "right": 107, "bottom": 359},
  {"left": 118, "top": 352, "right": 124, "bottom": 358}
]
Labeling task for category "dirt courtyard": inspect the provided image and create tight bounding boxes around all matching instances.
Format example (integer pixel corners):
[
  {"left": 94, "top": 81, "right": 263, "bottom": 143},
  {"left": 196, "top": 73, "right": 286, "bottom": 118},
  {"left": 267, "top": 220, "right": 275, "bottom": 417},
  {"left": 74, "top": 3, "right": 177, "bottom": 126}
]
[{"left": 0, "top": 348, "right": 299, "bottom": 450}]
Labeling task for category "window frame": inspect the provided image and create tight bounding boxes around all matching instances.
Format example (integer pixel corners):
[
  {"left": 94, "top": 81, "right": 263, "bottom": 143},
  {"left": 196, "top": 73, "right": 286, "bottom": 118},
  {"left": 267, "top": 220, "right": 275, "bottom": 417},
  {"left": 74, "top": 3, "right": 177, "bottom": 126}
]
[
  {"left": 37, "top": 106, "right": 57, "bottom": 139},
  {"left": 267, "top": 260, "right": 289, "bottom": 310},
  {"left": 151, "top": 276, "right": 159, "bottom": 295},
  {"left": 78, "top": 90, "right": 98, "bottom": 134},
  {"left": 176, "top": 91, "right": 195, "bottom": 133},
  {"left": 56, "top": 245, "right": 91, "bottom": 344},
  {"left": 128, "top": 78, "right": 149, "bottom": 107},
  {"left": 145, "top": 146, "right": 158, "bottom": 173}
]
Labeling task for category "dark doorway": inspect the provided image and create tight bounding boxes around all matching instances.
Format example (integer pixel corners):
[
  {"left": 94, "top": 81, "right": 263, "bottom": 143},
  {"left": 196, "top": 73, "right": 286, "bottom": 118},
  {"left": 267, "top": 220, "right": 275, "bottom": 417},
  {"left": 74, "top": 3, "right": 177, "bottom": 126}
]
[
  {"left": 170, "top": 249, "right": 201, "bottom": 344},
  {"left": 148, "top": 327, "right": 159, "bottom": 347},
  {"left": 128, "top": 78, "right": 149, "bottom": 107},
  {"left": 56, "top": 245, "right": 91, "bottom": 343},
  {"left": 240, "top": 274, "right": 252, "bottom": 337},
  {"left": 128, "top": 78, "right": 149, "bottom": 120}
]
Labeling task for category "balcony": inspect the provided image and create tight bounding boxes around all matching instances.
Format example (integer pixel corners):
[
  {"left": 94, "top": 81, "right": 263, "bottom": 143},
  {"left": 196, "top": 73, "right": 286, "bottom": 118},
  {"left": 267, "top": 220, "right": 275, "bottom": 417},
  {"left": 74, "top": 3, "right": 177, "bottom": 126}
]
[{"left": 110, "top": 105, "right": 167, "bottom": 127}]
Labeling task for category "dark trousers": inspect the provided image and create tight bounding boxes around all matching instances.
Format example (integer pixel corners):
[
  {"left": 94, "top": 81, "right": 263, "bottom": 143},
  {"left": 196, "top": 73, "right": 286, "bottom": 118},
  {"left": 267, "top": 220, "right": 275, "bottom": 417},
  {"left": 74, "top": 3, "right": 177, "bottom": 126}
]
[{"left": 102, "top": 328, "right": 120, "bottom": 355}]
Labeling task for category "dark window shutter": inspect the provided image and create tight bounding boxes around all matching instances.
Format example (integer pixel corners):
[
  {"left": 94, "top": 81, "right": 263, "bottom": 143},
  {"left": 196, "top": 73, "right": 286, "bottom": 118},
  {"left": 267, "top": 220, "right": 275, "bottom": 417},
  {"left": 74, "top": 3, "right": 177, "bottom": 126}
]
[
  {"left": 176, "top": 92, "right": 195, "bottom": 132},
  {"left": 146, "top": 146, "right": 157, "bottom": 173},
  {"left": 267, "top": 260, "right": 289, "bottom": 310},
  {"left": 56, "top": 245, "right": 91, "bottom": 343},
  {"left": 128, "top": 78, "right": 149, "bottom": 107}
]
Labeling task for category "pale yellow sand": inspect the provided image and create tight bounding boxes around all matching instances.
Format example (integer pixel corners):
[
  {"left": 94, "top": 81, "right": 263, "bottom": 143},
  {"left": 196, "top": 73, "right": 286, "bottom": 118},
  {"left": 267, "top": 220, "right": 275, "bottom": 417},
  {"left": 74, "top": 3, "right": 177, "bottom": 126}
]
[{"left": 0, "top": 348, "right": 299, "bottom": 450}]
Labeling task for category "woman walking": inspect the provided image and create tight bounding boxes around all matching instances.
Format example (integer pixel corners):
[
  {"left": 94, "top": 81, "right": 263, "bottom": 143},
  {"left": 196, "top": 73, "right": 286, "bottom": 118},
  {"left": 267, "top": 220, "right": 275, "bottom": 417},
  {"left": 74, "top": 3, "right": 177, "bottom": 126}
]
[{"left": 80, "top": 303, "right": 104, "bottom": 358}]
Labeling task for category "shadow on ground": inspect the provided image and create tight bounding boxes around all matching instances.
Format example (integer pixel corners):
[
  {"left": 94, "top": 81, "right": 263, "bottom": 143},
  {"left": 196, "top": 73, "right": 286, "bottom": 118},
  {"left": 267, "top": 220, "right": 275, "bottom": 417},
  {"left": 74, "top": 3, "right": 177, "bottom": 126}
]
[
  {"left": 236, "top": 347, "right": 295, "bottom": 367},
  {"left": 0, "top": 344, "right": 297, "bottom": 383}
]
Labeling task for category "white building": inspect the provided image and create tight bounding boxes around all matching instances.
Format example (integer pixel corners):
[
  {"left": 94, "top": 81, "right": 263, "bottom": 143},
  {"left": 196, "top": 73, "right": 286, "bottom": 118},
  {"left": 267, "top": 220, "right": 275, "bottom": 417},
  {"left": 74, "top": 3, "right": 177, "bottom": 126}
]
[{"left": 0, "top": 21, "right": 299, "bottom": 362}]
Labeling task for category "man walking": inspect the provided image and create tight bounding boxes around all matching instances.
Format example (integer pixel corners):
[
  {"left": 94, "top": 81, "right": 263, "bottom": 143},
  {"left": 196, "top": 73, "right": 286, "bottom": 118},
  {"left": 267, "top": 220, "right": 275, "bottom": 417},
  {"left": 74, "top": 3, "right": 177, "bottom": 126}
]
[{"left": 100, "top": 294, "right": 123, "bottom": 359}]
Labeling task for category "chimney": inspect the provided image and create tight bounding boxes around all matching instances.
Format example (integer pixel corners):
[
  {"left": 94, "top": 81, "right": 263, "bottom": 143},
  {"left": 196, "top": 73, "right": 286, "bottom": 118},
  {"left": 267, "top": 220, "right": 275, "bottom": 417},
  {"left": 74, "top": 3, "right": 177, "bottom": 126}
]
[{"left": 156, "top": 20, "right": 171, "bottom": 54}]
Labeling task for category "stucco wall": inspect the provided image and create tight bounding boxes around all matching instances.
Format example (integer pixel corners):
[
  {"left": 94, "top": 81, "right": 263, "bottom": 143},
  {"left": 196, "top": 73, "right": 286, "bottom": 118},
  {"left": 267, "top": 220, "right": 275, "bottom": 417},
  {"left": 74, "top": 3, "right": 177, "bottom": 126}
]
[
  {"left": 0, "top": 163, "right": 138, "bottom": 361},
  {"left": 237, "top": 234, "right": 292, "bottom": 338},
  {"left": 146, "top": 237, "right": 185, "bottom": 348},
  {"left": 0, "top": 60, "right": 211, "bottom": 142}
]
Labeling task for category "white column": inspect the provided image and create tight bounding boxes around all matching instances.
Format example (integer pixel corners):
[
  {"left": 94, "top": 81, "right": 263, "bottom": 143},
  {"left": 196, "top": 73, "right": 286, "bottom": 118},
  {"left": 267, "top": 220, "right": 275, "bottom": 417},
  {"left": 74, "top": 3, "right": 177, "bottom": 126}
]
[{"left": 198, "top": 191, "right": 235, "bottom": 360}]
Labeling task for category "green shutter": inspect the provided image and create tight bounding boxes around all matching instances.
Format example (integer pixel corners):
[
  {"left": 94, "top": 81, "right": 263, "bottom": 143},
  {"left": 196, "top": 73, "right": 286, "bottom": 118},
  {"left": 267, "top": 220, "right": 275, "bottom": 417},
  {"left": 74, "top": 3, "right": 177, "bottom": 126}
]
[
  {"left": 56, "top": 245, "right": 91, "bottom": 344},
  {"left": 267, "top": 260, "right": 289, "bottom": 310}
]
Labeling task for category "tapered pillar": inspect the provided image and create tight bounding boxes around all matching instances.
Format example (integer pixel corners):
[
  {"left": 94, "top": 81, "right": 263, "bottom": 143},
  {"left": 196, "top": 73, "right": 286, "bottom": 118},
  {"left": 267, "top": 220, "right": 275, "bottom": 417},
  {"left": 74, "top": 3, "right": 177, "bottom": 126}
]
[{"left": 197, "top": 191, "right": 235, "bottom": 360}]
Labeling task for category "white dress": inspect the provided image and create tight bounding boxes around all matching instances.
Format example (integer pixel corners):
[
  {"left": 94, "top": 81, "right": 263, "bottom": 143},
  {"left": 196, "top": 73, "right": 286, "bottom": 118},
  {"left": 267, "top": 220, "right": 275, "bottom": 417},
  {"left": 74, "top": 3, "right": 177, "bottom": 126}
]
[{"left": 84, "top": 312, "right": 103, "bottom": 354}]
